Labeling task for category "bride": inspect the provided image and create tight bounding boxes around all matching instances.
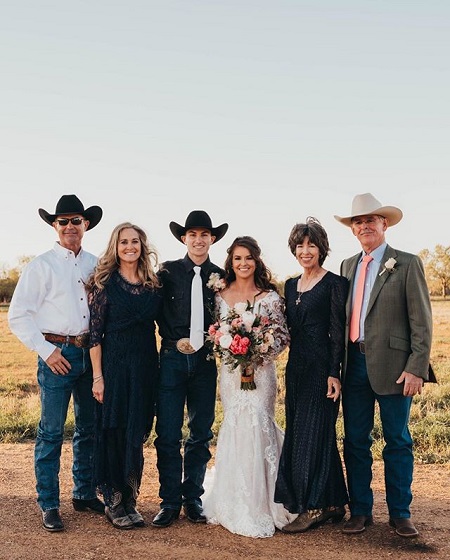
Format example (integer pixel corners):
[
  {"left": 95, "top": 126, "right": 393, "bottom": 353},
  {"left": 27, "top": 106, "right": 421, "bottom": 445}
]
[{"left": 202, "top": 236, "right": 295, "bottom": 537}]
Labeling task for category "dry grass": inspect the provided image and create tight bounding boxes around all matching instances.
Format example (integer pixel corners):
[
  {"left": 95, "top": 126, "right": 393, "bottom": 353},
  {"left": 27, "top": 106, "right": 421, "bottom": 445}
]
[
  {"left": 1, "top": 300, "right": 449, "bottom": 462},
  {"left": 0, "top": 308, "right": 74, "bottom": 441}
]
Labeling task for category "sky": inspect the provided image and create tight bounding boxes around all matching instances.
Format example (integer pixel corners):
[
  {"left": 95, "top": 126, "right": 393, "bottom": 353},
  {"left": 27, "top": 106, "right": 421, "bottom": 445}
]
[{"left": 1, "top": 1, "right": 449, "bottom": 280}]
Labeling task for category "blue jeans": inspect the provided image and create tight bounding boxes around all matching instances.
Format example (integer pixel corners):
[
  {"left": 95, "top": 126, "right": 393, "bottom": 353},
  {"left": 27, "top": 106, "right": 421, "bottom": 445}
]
[
  {"left": 35, "top": 343, "right": 96, "bottom": 511},
  {"left": 154, "top": 345, "right": 217, "bottom": 510},
  {"left": 342, "top": 345, "right": 413, "bottom": 519}
]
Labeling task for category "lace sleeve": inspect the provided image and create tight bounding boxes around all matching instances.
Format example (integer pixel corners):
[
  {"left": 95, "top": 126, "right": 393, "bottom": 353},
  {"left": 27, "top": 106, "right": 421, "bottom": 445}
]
[
  {"left": 214, "top": 292, "right": 222, "bottom": 320},
  {"left": 261, "top": 292, "right": 290, "bottom": 362},
  {"left": 88, "top": 286, "right": 108, "bottom": 348}
]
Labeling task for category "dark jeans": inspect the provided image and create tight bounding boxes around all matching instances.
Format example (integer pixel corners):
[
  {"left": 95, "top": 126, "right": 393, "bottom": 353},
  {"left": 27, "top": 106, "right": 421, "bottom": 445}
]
[
  {"left": 35, "top": 344, "right": 96, "bottom": 511},
  {"left": 154, "top": 345, "right": 217, "bottom": 510},
  {"left": 342, "top": 344, "right": 413, "bottom": 518}
]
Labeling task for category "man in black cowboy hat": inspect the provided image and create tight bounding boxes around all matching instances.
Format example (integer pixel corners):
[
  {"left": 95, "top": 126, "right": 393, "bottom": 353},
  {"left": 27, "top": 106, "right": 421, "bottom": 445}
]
[
  {"left": 152, "top": 210, "right": 228, "bottom": 528},
  {"left": 8, "top": 194, "right": 105, "bottom": 532}
]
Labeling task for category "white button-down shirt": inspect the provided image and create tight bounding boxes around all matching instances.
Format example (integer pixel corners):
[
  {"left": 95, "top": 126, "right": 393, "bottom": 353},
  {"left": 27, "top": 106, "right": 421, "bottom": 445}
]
[
  {"left": 351, "top": 242, "right": 386, "bottom": 342},
  {"left": 8, "top": 242, "right": 97, "bottom": 361}
]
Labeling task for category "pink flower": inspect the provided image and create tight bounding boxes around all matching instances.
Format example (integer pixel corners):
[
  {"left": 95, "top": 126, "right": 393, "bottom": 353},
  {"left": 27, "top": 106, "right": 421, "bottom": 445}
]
[
  {"left": 208, "top": 324, "right": 218, "bottom": 336},
  {"left": 230, "top": 335, "right": 251, "bottom": 355}
]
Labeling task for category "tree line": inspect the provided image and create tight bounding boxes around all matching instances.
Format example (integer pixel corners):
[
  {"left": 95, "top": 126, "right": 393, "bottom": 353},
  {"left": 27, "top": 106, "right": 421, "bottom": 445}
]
[
  {"left": 419, "top": 245, "right": 450, "bottom": 297},
  {"left": 1, "top": 246, "right": 449, "bottom": 303}
]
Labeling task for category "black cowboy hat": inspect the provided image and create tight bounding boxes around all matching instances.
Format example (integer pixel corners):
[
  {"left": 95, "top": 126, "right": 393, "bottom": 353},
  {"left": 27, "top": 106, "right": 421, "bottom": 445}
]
[
  {"left": 169, "top": 210, "right": 228, "bottom": 244},
  {"left": 38, "top": 194, "right": 103, "bottom": 231}
]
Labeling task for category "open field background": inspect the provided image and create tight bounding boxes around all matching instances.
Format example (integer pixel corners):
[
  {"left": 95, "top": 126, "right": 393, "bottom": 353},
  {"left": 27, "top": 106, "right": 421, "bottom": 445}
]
[
  {"left": 0, "top": 301, "right": 449, "bottom": 559},
  {"left": 1, "top": 299, "right": 449, "bottom": 461}
]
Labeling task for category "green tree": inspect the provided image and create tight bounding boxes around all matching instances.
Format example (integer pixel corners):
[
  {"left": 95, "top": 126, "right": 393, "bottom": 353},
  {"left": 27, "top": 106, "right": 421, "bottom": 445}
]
[
  {"left": 0, "top": 255, "right": 34, "bottom": 302},
  {"left": 419, "top": 245, "right": 450, "bottom": 297}
]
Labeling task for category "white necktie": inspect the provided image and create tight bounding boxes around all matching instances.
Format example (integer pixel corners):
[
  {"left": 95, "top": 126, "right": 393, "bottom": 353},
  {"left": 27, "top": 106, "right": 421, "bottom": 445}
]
[{"left": 189, "top": 266, "right": 204, "bottom": 351}]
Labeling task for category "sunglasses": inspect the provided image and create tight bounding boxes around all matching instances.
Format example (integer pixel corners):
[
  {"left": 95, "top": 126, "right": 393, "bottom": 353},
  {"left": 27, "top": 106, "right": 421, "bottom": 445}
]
[{"left": 55, "top": 217, "right": 84, "bottom": 226}]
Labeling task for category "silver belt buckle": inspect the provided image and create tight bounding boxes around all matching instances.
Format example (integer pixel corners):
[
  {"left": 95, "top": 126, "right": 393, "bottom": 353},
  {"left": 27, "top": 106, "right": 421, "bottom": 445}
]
[{"left": 176, "top": 338, "right": 196, "bottom": 354}]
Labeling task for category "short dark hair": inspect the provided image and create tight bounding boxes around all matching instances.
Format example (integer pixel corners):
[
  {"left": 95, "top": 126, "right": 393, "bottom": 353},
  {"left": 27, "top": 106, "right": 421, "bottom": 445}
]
[{"left": 288, "top": 217, "right": 330, "bottom": 266}]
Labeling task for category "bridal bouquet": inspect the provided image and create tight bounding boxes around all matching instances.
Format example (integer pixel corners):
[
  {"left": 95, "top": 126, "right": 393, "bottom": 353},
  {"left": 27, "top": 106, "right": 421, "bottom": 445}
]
[{"left": 206, "top": 301, "right": 279, "bottom": 390}]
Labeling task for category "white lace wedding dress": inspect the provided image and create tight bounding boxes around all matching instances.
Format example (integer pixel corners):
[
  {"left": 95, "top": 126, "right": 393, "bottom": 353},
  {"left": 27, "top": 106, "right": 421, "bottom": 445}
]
[{"left": 202, "top": 291, "right": 296, "bottom": 537}]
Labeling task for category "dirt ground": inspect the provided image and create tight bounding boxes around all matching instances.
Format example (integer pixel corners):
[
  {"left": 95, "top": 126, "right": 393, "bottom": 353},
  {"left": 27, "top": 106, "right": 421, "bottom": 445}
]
[{"left": 0, "top": 443, "right": 449, "bottom": 560}]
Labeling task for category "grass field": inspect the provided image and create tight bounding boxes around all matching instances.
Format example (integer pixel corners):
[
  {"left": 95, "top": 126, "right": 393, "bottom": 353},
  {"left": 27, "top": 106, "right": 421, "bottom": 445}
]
[{"left": 1, "top": 300, "right": 449, "bottom": 462}]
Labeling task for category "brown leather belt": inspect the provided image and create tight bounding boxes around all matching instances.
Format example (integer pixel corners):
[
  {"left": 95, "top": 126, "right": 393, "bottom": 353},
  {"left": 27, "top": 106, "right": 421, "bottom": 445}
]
[
  {"left": 350, "top": 341, "right": 366, "bottom": 354},
  {"left": 43, "top": 332, "right": 90, "bottom": 348},
  {"left": 162, "top": 338, "right": 197, "bottom": 354}
]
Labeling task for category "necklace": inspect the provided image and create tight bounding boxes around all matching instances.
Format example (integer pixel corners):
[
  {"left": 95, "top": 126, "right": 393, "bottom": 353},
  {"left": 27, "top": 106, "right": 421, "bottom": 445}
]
[
  {"left": 118, "top": 269, "right": 142, "bottom": 286},
  {"left": 295, "top": 270, "right": 323, "bottom": 305}
]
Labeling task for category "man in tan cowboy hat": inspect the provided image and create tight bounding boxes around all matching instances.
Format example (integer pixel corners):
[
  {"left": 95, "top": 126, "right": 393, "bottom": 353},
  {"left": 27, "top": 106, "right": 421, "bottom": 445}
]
[
  {"left": 8, "top": 194, "right": 105, "bottom": 532},
  {"left": 152, "top": 210, "right": 228, "bottom": 528},
  {"left": 334, "top": 193, "right": 433, "bottom": 538}
]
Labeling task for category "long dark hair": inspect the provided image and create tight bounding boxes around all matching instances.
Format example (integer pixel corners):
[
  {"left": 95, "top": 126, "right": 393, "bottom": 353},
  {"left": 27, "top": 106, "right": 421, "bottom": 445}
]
[{"left": 223, "top": 236, "right": 278, "bottom": 293}]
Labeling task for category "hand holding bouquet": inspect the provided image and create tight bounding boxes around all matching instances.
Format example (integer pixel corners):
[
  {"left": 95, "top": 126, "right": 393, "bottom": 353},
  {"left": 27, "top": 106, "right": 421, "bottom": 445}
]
[{"left": 207, "top": 299, "right": 287, "bottom": 390}]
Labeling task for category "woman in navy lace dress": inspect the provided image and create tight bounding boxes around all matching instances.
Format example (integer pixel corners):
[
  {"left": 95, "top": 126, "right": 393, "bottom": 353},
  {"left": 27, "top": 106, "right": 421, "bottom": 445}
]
[
  {"left": 87, "top": 222, "right": 162, "bottom": 530},
  {"left": 275, "top": 217, "right": 349, "bottom": 533}
]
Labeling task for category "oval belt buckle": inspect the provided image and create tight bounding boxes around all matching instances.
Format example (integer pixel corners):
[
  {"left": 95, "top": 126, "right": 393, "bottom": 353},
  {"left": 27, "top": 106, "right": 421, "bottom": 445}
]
[{"left": 176, "top": 338, "right": 196, "bottom": 354}]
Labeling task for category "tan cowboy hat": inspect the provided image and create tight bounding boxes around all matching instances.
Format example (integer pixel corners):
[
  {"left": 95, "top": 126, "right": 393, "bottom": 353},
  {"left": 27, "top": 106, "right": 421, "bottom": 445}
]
[
  {"left": 170, "top": 210, "right": 228, "bottom": 243},
  {"left": 334, "top": 192, "right": 403, "bottom": 227},
  {"left": 39, "top": 194, "right": 103, "bottom": 230}
]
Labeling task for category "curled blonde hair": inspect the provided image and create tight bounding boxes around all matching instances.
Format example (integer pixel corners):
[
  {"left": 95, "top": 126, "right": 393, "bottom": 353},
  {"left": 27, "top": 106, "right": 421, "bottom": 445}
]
[{"left": 87, "top": 222, "right": 160, "bottom": 291}]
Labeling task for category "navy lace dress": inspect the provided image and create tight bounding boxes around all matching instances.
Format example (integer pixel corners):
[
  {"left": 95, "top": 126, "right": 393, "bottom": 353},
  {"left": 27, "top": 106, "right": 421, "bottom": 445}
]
[
  {"left": 274, "top": 271, "right": 349, "bottom": 513},
  {"left": 89, "top": 271, "right": 162, "bottom": 505}
]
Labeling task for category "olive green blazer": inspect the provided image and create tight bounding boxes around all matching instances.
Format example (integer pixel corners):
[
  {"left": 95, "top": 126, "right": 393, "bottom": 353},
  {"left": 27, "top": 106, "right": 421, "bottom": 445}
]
[{"left": 340, "top": 244, "right": 433, "bottom": 395}]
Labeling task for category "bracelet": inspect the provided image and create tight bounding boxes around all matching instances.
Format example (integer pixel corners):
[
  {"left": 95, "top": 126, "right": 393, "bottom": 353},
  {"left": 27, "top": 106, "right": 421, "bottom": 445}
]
[{"left": 93, "top": 375, "right": 103, "bottom": 382}]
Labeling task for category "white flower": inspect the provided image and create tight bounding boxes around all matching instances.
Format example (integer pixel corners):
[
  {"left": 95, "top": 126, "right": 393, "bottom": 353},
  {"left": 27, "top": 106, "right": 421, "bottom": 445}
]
[
  {"left": 234, "top": 302, "right": 248, "bottom": 314},
  {"left": 264, "top": 332, "right": 275, "bottom": 346},
  {"left": 219, "top": 334, "right": 233, "bottom": 349},
  {"left": 219, "top": 323, "right": 230, "bottom": 334},
  {"left": 241, "top": 310, "right": 256, "bottom": 330},
  {"left": 207, "top": 272, "right": 225, "bottom": 292},
  {"left": 379, "top": 257, "right": 397, "bottom": 276}
]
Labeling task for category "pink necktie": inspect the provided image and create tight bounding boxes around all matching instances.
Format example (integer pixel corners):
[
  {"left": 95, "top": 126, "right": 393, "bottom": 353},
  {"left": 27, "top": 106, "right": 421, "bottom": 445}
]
[{"left": 349, "top": 255, "right": 373, "bottom": 343}]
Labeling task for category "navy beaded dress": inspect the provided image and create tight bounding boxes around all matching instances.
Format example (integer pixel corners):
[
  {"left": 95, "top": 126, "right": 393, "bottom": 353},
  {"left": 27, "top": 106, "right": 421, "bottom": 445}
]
[
  {"left": 274, "top": 271, "right": 349, "bottom": 513},
  {"left": 89, "top": 271, "right": 162, "bottom": 506}
]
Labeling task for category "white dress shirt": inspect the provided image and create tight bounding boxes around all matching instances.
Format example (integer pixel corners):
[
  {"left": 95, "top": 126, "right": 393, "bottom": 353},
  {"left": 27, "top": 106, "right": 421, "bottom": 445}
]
[{"left": 8, "top": 242, "right": 97, "bottom": 361}]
